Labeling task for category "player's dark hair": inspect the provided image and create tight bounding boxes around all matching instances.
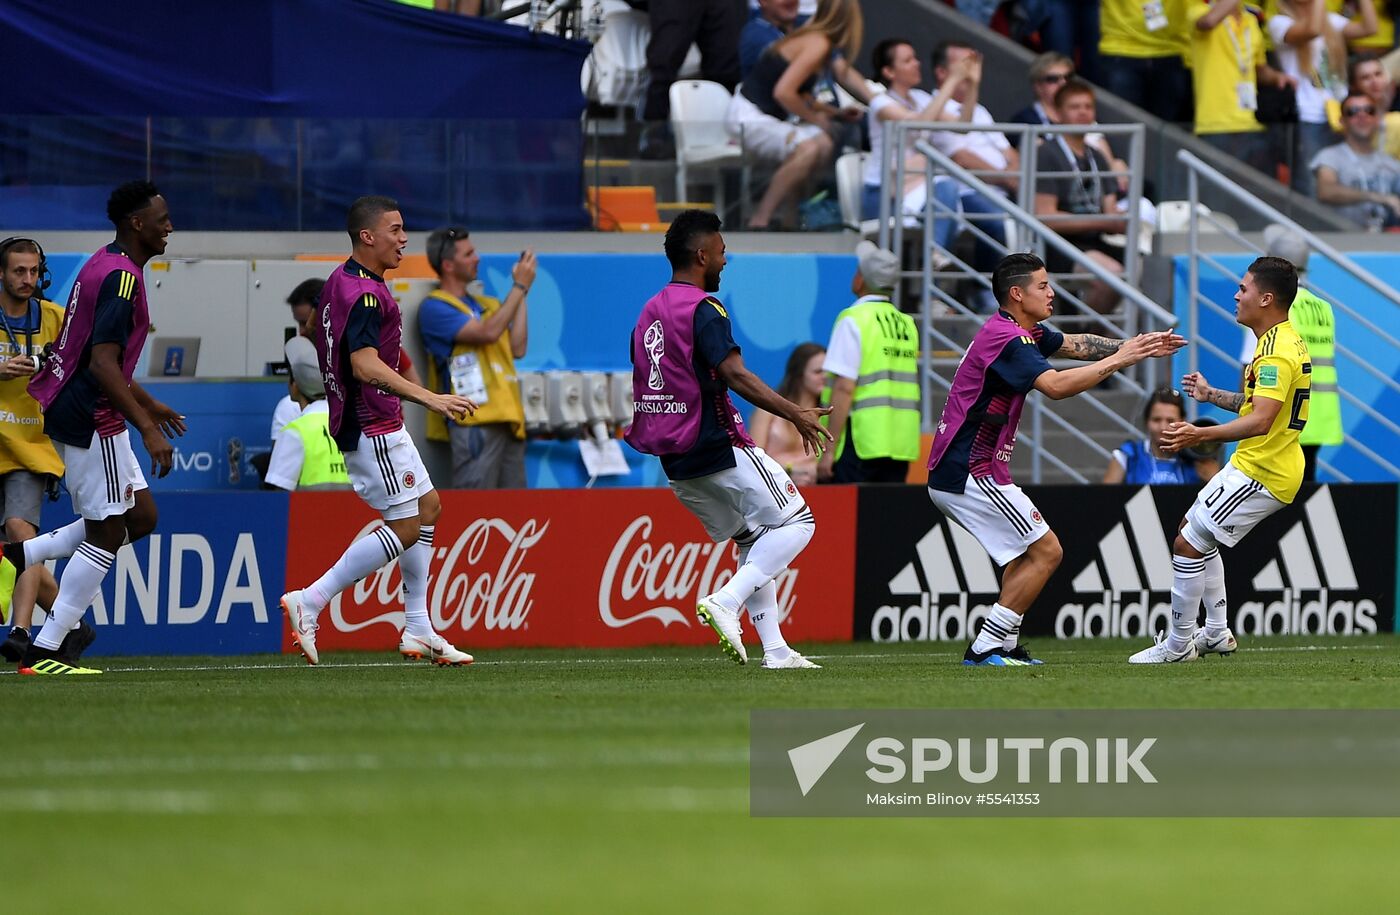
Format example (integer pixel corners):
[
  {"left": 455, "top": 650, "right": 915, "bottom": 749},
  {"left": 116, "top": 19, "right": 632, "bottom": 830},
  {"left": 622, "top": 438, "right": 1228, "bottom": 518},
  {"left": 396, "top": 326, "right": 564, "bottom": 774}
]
[
  {"left": 777, "top": 342, "right": 827, "bottom": 401},
  {"left": 106, "top": 180, "right": 161, "bottom": 227},
  {"left": 1247, "top": 255, "right": 1298, "bottom": 309},
  {"left": 930, "top": 39, "right": 974, "bottom": 72},
  {"left": 347, "top": 195, "right": 400, "bottom": 243},
  {"left": 664, "top": 209, "right": 722, "bottom": 270},
  {"left": 992, "top": 252, "right": 1045, "bottom": 305},
  {"left": 286, "top": 277, "right": 325, "bottom": 308},
  {"left": 871, "top": 38, "right": 912, "bottom": 85},
  {"left": 1143, "top": 388, "right": 1187, "bottom": 425}
]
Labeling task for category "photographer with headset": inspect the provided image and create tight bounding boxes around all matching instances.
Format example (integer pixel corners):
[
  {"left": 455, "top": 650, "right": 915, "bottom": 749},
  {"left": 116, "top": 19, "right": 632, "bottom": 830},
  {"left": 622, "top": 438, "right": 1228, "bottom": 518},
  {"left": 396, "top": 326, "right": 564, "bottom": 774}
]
[{"left": 0, "top": 238, "right": 67, "bottom": 662}]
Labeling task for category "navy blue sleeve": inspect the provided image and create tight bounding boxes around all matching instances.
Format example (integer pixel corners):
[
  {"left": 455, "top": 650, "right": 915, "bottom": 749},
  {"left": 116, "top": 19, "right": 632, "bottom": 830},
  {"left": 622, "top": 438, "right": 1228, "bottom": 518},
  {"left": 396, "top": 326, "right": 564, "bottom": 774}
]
[
  {"left": 692, "top": 298, "right": 740, "bottom": 371},
  {"left": 90, "top": 270, "right": 135, "bottom": 347},
  {"left": 1036, "top": 325, "right": 1064, "bottom": 357},
  {"left": 990, "top": 337, "right": 1054, "bottom": 394},
  {"left": 343, "top": 293, "right": 382, "bottom": 353}
]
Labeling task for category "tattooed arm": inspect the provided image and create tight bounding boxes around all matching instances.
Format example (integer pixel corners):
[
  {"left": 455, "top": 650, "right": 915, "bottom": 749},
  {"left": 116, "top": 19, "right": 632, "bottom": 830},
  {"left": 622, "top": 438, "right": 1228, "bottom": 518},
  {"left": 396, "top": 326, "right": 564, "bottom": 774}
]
[
  {"left": 1054, "top": 334, "right": 1125, "bottom": 361},
  {"left": 1181, "top": 370, "right": 1245, "bottom": 413}
]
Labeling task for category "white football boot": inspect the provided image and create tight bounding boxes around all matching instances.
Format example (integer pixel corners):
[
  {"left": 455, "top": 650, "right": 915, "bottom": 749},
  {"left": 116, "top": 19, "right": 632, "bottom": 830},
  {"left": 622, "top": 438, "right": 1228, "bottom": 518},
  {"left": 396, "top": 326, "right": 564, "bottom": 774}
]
[
  {"left": 696, "top": 594, "right": 747, "bottom": 664},
  {"left": 762, "top": 651, "right": 821, "bottom": 670},
  {"left": 400, "top": 632, "right": 474, "bottom": 667},
  {"left": 1128, "top": 631, "right": 1199, "bottom": 664},
  {"left": 281, "top": 590, "right": 319, "bottom": 666},
  {"left": 1192, "top": 626, "right": 1238, "bottom": 657}
]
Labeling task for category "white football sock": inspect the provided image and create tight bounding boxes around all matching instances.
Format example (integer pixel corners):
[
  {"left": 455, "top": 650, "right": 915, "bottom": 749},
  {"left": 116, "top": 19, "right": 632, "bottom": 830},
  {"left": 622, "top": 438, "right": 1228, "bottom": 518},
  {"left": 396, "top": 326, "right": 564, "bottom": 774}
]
[
  {"left": 33, "top": 542, "right": 113, "bottom": 651},
  {"left": 1169, "top": 554, "right": 1207, "bottom": 652},
  {"left": 304, "top": 527, "right": 405, "bottom": 613},
  {"left": 735, "top": 541, "right": 789, "bottom": 660},
  {"left": 1201, "top": 548, "right": 1228, "bottom": 634},
  {"left": 716, "top": 512, "right": 814, "bottom": 609},
  {"left": 972, "top": 603, "right": 1022, "bottom": 654},
  {"left": 399, "top": 525, "right": 435, "bottom": 639},
  {"left": 24, "top": 518, "right": 87, "bottom": 566}
]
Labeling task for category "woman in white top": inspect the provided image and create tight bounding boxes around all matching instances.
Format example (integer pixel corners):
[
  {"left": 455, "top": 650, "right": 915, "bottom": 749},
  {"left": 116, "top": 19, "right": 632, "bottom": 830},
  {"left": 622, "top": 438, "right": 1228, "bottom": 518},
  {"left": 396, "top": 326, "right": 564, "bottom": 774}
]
[
  {"left": 861, "top": 37, "right": 977, "bottom": 227},
  {"left": 1270, "top": 0, "right": 1376, "bottom": 194}
]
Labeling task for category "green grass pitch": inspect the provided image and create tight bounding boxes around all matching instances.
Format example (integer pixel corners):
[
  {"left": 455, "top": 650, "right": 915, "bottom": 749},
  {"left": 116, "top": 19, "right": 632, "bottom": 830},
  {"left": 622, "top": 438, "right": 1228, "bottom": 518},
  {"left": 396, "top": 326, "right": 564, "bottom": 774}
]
[{"left": 10, "top": 636, "right": 1399, "bottom": 912}]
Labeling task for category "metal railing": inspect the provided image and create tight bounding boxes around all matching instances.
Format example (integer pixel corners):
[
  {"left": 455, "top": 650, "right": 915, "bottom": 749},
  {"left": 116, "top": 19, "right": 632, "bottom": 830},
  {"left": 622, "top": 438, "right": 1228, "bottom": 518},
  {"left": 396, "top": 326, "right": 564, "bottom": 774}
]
[
  {"left": 871, "top": 119, "right": 1173, "bottom": 483},
  {"left": 1179, "top": 149, "right": 1400, "bottom": 482}
]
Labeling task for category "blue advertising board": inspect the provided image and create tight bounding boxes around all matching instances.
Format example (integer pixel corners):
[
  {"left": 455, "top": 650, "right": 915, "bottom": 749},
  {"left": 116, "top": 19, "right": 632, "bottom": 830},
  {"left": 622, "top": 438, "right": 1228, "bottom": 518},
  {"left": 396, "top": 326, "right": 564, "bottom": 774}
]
[{"left": 38, "top": 492, "right": 288, "bottom": 656}]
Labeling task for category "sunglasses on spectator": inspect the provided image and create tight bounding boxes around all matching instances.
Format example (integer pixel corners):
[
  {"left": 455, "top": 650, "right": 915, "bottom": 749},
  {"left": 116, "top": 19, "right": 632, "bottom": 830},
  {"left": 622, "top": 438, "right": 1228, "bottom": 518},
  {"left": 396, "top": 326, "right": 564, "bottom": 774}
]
[
  {"left": 1344, "top": 104, "right": 1378, "bottom": 117},
  {"left": 1038, "top": 72, "right": 1072, "bottom": 84}
]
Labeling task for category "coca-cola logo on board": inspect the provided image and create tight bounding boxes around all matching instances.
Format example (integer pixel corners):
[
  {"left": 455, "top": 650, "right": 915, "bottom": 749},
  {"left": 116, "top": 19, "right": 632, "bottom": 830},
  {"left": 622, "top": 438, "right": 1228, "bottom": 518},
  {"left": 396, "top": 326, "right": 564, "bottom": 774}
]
[
  {"left": 326, "top": 518, "right": 547, "bottom": 634},
  {"left": 598, "top": 516, "right": 798, "bottom": 629}
]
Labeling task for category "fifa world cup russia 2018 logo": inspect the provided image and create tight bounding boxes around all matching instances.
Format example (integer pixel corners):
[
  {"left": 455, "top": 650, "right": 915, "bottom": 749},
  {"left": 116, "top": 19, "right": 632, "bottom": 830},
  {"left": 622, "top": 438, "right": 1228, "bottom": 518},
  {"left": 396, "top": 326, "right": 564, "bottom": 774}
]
[{"left": 644, "top": 320, "right": 665, "bottom": 391}]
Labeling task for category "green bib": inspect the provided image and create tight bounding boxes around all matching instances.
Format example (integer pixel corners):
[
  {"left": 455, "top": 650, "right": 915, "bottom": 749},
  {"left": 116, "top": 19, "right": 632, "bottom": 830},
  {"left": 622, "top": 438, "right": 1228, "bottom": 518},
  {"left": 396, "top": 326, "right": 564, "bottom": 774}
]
[
  {"left": 1290, "top": 289, "right": 1341, "bottom": 446},
  {"left": 284, "top": 409, "right": 351, "bottom": 490},
  {"left": 825, "top": 299, "right": 921, "bottom": 462}
]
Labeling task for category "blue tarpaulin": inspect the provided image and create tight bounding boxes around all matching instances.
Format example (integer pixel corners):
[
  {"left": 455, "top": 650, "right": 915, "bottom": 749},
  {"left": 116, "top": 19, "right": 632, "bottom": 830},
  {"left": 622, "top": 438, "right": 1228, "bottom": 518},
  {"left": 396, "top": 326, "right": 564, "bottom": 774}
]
[{"left": 0, "top": 0, "right": 590, "bottom": 229}]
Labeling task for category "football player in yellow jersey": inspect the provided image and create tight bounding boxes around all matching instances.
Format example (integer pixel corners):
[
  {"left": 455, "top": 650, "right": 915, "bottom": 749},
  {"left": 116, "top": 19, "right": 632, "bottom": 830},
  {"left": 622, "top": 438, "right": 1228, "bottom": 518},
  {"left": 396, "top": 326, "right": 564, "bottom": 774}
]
[{"left": 1129, "top": 256, "right": 1311, "bottom": 663}]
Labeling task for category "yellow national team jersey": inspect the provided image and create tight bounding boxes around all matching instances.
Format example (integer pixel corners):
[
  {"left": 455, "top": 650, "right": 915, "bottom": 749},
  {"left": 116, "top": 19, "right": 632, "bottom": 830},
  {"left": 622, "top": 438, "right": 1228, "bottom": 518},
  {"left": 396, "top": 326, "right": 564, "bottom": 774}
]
[{"left": 1233, "top": 321, "right": 1310, "bottom": 503}]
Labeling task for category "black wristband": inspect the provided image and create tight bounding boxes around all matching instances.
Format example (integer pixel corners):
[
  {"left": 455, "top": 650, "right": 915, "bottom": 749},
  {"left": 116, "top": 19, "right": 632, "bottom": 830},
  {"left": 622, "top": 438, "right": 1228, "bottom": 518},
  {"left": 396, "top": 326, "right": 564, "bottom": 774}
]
[{"left": 513, "top": 281, "right": 529, "bottom": 293}]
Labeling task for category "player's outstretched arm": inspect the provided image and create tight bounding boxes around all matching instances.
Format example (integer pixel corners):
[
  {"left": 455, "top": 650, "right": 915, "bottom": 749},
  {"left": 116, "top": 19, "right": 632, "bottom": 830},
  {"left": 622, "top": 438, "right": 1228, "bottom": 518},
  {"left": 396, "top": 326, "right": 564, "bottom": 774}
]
[
  {"left": 1181, "top": 370, "right": 1245, "bottom": 413},
  {"left": 130, "top": 380, "right": 187, "bottom": 439},
  {"left": 1161, "top": 397, "right": 1280, "bottom": 453},
  {"left": 716, "top": 350, "right": 833, "bottom": 457},
  {"left": 348, "top": 347, "right": 476, "bottom": 421},
  {"left": 1055, "top": 331, "right": 1186, "bottom": 362},
  {"left": 1035, "top": 332, "right": 1182, "bottom": 400}
]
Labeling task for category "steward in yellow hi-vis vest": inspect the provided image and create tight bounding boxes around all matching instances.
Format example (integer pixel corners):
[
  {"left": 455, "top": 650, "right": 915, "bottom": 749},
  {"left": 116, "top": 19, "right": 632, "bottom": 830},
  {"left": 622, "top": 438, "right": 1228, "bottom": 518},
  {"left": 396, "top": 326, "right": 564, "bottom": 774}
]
[
  {"left": 1288, "top": 288, "right": 1340, "bottom": 449},
  {"left": 419, "top": 229, "right": 534, "bottom": 490},
  {"left": 819, "top": 243, "right": 920, "bottom": 484},
  {"left": 264, "top": 337, "right": 350, "bottom": 492}
]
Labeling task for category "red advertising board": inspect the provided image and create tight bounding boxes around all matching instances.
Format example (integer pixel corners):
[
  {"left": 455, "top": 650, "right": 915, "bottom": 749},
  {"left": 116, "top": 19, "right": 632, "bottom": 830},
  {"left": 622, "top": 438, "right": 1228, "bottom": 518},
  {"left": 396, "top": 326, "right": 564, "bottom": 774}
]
[{"left": 284, "top": 487, "right": 857, "bottom": 652}]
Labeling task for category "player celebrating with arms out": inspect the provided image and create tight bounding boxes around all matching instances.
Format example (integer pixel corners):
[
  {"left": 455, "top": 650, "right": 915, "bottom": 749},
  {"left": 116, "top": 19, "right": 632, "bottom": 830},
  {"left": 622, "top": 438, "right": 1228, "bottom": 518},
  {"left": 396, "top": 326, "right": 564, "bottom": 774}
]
[
  {"left": 281, "top": 196, "right": 478, "bottom": 667},
  {"left": 927, "top": 253, "right": 1185, "bottom": 666},
  {"left": 626, "top": 210, "right": 832, "bottom": 669},
  {"left": 1131, "top": 255, "right": 1312, "bottom": 663}
]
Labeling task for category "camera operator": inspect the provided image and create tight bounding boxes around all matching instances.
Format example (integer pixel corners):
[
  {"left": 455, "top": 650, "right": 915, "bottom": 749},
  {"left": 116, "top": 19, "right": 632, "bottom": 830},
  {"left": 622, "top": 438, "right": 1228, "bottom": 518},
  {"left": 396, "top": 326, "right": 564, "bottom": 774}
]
[{"left": 0, "top": 238, "right": 67, "bottom": 662}]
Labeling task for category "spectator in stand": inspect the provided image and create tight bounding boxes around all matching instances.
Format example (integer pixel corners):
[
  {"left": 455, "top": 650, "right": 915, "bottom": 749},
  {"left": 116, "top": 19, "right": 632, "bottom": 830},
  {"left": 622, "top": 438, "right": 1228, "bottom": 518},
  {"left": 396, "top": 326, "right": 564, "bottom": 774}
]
[
  {"left": 639, "top": 0, "right": 749, "bottom": 160},
  {"left": 1033, "top": 79, "right": 1128, "bottom": 313},
  {"left": 861, "top": 38, "right": 977, "bottom": 223},
  {"left": 1346, "top": 0, "right": 1394, "bottom": 57},
  {"left": 1334, "top": 54, "right": 1400, "bottom": 157},
  {"left": 1097, "top": 0, "right": 1192, "bottom": 123},
  {"left": 1190, "top": 0, "right": 1294, "bottom": 175},
  {"left": 1103, "top": 389, "right": 1221, "bottom": 484},
  {"left": 1269, "top": 0, "right": 1376, "bottom": 195},
  {"left": 1008, "top": 52, "right": 1131, "bottom": 194},
  {"left": 727, "top": 0, "right": 865, "bottom": 229},
  {"left": 1037, "top": 0, "right": 1102, "bottom": 84},
  {"left": 741, "top": 0, "right": 807, "bottom": 78},
  {"left": 748, "top": 342, "right": 826, "bottom": 485},
  {"left": 1311, "top": 91, "right": 1400, "bottom": 228}
]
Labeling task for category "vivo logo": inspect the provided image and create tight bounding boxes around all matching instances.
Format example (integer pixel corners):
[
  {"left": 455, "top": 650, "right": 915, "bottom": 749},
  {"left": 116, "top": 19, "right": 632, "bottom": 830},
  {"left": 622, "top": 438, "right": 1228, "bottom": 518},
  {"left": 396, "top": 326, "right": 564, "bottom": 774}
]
[{"left": 172, "top": 450, "right": 215, "bottom": 472}]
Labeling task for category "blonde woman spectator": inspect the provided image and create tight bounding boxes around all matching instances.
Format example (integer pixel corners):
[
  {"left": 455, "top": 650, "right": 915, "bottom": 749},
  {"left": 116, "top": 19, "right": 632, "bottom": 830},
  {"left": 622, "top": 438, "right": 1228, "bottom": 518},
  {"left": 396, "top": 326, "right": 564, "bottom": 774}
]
[
  {"left": 1269, "top": 0, "right": 1376, "bottom": 194},
  {"left": 727, "top": 0, "right": 865, "bottom": 229},
  {"left": 748, "top": 342, "right": 827, "bottom": 485}
]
